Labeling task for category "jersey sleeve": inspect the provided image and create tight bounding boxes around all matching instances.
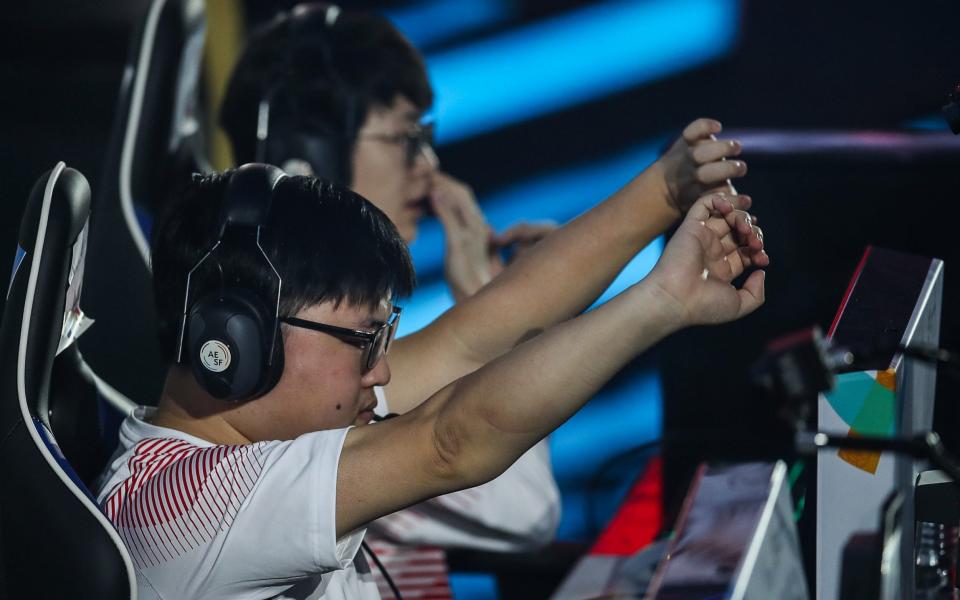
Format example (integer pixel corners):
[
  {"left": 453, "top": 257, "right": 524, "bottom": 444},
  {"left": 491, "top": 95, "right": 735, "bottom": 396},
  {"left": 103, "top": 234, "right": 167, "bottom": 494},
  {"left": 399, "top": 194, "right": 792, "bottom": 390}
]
[{"left": 103, "top": 429, "right": 363, "bottom": 598}]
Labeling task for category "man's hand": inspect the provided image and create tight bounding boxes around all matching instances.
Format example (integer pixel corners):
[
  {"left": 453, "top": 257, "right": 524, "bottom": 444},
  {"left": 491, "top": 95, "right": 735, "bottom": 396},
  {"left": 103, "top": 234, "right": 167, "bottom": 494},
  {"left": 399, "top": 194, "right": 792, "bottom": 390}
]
[
  {"left": 647, "top": 192, "right": 768, "bottom": 327},
  {"left": 430, "top": 172, "right": 556, "bottom": 301},
  {"left": 656, "top": 118, "right": 747, "bottom": 216}
]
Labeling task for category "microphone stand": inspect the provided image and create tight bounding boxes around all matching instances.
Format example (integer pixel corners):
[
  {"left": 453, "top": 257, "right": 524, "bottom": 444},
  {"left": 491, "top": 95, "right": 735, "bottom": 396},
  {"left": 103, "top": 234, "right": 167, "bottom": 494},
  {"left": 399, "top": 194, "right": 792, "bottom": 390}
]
[
  {"left": 753, "top": 326, "right": 960, "bottom": 599},
  {"left": 795, "top": 430, "right": 960, "bottom": 489}
]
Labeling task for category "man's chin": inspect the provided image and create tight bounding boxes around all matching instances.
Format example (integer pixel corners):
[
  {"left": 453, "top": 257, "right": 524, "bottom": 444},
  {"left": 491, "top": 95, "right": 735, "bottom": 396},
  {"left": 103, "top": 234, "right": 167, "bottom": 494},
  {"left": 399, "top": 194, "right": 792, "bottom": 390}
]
[{"left": 354, "top": 409, "right": 376, "bottom": 426}]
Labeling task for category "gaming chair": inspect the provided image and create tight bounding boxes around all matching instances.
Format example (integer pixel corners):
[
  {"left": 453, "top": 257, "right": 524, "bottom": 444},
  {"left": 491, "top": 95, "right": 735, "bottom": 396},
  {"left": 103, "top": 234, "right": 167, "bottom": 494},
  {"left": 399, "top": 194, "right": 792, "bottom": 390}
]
[
  {"left": 0, "top": 163, "right": 136, "bottom": 599},
  {"left": 81, "top": 0, "right": 209, "bottom": 406}
]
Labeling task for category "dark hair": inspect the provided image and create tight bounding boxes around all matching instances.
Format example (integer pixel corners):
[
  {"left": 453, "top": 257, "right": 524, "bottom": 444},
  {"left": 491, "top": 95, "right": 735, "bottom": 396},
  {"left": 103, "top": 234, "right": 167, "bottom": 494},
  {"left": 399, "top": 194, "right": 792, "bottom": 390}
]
[
  {"left": 151, "top": 170, "right": 416, "bottom": 360},
  {"left": 220, "top": 6, "right": 433, "bottom": 182}
]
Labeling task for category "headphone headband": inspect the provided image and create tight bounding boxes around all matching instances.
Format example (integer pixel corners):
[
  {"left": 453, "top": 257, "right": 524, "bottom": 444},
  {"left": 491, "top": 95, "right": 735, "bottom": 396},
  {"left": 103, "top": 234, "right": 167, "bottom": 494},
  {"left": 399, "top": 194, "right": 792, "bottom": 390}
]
[
  {"left": 255, "top": 3, "right": 342, "bottom": 163},
  {"left": 219, "top": 163, "right": 286, "bottom": 235},
  {"left": 254, "top": 4, "right": 356, "bottom": 184},
  {"left": 291, "top": 3, "right": 341, "bottom": 26}
]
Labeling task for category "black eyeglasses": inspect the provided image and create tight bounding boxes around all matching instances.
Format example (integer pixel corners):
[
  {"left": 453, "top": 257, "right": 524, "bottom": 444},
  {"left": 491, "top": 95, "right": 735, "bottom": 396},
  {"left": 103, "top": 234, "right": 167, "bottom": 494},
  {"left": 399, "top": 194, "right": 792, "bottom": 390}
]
[
  {"left": 280, "top": 306, "right": 402, "bottom": 372},
  {"left": 360, "top": 122, "right": 436, "bottom": 168}
]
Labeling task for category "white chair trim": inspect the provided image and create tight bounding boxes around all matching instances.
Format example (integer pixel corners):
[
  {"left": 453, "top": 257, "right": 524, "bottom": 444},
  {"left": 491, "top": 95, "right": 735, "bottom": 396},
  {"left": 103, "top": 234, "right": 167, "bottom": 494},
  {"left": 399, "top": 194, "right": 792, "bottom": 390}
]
[
  {"left": 119, "top": 0, "right": 170, "bottom": 269},
  {"left": 17, "top": 161, "right": 138, "bottom": 599}
]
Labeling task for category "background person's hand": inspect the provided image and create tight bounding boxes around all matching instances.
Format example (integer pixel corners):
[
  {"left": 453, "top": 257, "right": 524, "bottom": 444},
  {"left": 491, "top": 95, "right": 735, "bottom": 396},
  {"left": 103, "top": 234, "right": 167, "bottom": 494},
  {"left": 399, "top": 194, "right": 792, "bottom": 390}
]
[
  {"left": 431, "top": 173, "right": 559, "bottom": 301},
  {"left": 430, "top": 171, "right": 503, "bottom": 301},
  {"left": 491, "top": 221, "right": 558, "bottom": 262},
  {"left": 645, "top": 192, "right": 767, "bottom": 328},
  {"left": 655, "top": 118, "right": 747, "bottom": 216}
]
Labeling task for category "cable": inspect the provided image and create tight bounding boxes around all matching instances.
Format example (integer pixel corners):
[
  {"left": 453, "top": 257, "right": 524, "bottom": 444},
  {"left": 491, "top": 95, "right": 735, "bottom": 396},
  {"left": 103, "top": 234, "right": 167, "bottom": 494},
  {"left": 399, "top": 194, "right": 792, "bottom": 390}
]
[{"left": 362, "top": 540, "right": 403, "bottom": 600}]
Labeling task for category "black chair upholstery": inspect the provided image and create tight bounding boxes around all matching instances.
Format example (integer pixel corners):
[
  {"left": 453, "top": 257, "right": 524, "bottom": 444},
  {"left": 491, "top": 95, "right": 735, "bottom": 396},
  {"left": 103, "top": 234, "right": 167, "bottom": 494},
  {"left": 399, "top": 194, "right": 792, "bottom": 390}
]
[
  {"left": 81, "top": 0, "right": 208, "bottom": 406},
  {"left": 0, "top": 163, "right": 136, "bottom": 599}
]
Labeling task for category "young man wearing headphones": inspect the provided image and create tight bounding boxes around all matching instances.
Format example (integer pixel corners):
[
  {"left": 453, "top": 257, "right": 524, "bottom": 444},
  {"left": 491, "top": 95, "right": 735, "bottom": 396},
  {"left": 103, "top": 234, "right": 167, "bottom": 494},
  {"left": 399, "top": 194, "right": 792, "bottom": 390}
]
[
  {"left": 96, "top": 163, "right": 766, "bottom": 599},
  {"left": 219, "top": 6, "right": 756, "bottom": 577}
]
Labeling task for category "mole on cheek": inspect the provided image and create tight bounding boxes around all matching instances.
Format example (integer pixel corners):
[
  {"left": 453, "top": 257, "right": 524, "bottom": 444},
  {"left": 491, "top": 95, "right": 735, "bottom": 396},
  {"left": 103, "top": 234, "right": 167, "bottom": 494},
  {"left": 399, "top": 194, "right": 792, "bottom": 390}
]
[{"left": 336, "top": 404, "right": 342, "bottom": 410}]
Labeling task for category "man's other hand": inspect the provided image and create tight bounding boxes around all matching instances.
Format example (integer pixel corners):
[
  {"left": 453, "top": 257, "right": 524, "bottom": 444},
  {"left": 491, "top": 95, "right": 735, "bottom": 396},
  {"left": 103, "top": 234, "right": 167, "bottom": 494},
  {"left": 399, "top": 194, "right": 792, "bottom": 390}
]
[{"left": 656, "top": 118, "right": 747, "bottom": 216}]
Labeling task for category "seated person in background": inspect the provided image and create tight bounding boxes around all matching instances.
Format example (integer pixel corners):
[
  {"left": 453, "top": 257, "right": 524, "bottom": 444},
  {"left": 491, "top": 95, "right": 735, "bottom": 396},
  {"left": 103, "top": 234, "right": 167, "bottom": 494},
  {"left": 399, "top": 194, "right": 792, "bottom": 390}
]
[
  {"left": 219, "top": 4, "right": 757, "bottom": 562},
  {"left": 97, "top": 165, "right": 766, "bottom": 599}
]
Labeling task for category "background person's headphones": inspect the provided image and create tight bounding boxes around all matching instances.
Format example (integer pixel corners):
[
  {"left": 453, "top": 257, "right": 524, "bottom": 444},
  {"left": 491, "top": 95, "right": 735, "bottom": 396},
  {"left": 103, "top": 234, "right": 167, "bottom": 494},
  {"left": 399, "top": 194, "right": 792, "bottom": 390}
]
[
  {"left": 255, "top": 3, "right": 358, "bottom": 186},
  {"left": 176, "top": 163, "right": 288, "bottom": 402}
]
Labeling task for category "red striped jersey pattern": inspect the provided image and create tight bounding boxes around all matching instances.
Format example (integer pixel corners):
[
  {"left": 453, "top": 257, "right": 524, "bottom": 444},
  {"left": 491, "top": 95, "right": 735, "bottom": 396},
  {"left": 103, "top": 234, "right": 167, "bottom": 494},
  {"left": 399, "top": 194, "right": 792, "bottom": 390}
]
[
  {"left": 366, "top": 540, "right": 453, "bottom": 600},
  {"left": 101, "top": 437, "right": 268, "bottom": 571}
]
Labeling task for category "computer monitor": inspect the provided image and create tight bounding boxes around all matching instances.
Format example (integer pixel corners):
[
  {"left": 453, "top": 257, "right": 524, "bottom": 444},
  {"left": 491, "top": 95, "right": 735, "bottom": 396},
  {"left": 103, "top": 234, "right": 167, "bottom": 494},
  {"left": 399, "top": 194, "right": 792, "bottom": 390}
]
[
  {"left": 647, "top": 460, "right": 808, "bottom": 600},
  {"left": 817, "top": 246, "right": 944, "bottom": 600}
]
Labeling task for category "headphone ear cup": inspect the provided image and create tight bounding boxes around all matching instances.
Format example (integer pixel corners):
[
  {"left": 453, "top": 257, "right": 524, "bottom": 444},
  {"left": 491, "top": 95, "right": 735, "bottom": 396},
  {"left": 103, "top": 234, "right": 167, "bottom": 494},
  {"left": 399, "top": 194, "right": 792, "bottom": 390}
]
[
  {"left": 262, "top": 114, "right": 348, "bottom": 184},
  {"left": 186, "top": 289, "right": 283, "bottom": 401}
]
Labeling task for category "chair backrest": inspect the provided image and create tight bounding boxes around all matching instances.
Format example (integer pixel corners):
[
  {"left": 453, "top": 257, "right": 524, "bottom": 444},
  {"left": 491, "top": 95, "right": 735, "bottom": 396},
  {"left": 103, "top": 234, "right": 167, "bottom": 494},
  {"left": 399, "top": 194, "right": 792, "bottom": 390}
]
[
  {"left": 0, "top": 163, "right": 136, "bottom": 599},
  {"left": 80, "top": 0, "right": 208, "bottom": 406}
]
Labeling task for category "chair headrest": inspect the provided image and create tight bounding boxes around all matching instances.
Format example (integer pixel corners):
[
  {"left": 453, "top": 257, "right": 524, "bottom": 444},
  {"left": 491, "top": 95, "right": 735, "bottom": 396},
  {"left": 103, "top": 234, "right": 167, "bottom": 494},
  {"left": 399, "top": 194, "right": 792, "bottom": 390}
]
[{"left": 18, "top": 164, "right": 90, "bottom": 254}]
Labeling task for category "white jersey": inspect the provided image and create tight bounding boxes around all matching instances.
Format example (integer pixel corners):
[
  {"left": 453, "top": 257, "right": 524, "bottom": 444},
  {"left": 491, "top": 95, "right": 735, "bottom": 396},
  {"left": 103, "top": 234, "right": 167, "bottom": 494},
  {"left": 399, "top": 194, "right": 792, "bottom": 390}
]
[
  {"left": 96, "top": 407, "right": 380, "bottom": 600},
  {"left": 364, "top": 387, "right": 560, "bottom": 598},
  {"left": 370, "top": 386, "right": 561, "bottom": 551}
]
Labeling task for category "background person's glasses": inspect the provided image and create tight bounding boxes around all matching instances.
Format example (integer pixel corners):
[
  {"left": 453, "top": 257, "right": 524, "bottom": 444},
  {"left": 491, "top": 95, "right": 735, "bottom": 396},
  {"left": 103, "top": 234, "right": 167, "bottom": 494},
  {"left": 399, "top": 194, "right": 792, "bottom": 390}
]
[
  {"left": 360, "top": 122, "right": 437, "bottom": 169},
  {"left": 280, "top": 306, "right": 402, "bottom": 372}
]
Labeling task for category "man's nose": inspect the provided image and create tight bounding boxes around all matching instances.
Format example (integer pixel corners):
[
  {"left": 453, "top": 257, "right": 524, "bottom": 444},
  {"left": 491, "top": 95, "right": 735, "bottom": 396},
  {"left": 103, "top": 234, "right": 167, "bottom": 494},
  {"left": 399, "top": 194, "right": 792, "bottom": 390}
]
[
  {"left": 362, "top": 356, "right": 391, "bottom": 388},
  {"left": 414, "top": 144, "right": 440, "bottom": 173}
]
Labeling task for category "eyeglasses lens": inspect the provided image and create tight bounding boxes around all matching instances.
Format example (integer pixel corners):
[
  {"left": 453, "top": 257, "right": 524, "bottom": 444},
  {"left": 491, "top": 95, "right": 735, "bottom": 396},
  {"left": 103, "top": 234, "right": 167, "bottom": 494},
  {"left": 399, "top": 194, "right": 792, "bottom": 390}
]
[
  {"left": 406, "top": 126, "right": 435, "bottom": 167},
  {"left": 364, "top": 310, "right": 401, "bottom": 371}
]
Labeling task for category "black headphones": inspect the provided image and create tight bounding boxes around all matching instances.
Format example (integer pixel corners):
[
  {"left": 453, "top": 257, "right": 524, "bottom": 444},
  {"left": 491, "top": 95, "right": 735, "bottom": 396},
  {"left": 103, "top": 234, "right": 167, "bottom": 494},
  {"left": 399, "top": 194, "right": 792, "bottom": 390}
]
[
  {"left": 255, "top": 3, "right": 359, "bottom": 186},
  {"left": 176, "top": 163, "right": 288, "bottom": 402}
]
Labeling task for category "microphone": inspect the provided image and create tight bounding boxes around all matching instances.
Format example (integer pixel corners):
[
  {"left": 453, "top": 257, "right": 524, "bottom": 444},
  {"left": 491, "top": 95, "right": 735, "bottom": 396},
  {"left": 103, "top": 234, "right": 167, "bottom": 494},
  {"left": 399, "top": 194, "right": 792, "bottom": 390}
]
[
  {"left": 750, "top": 326, "right": 852, "bottom": 400},
  {"left": 752, "top": 326, "right": 959, "bottom": 400}
]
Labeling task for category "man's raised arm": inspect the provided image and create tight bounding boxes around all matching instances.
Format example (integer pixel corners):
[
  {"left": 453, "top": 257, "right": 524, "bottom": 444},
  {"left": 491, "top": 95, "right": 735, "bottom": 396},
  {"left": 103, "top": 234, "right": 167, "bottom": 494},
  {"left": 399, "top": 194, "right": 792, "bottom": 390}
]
[
  {"left": 386, "top": 119, "right": 763, "bottom": 412},
  {"left": 335, "top": 193, "right": 766, "bottom": 537}
]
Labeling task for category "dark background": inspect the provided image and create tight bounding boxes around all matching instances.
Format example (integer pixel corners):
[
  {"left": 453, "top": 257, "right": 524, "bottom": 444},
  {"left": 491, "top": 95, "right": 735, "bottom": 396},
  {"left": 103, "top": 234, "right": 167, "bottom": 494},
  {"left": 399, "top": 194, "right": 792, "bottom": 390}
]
[{"left": 5, "top": 1, "right": 960, "bottom": 256}]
